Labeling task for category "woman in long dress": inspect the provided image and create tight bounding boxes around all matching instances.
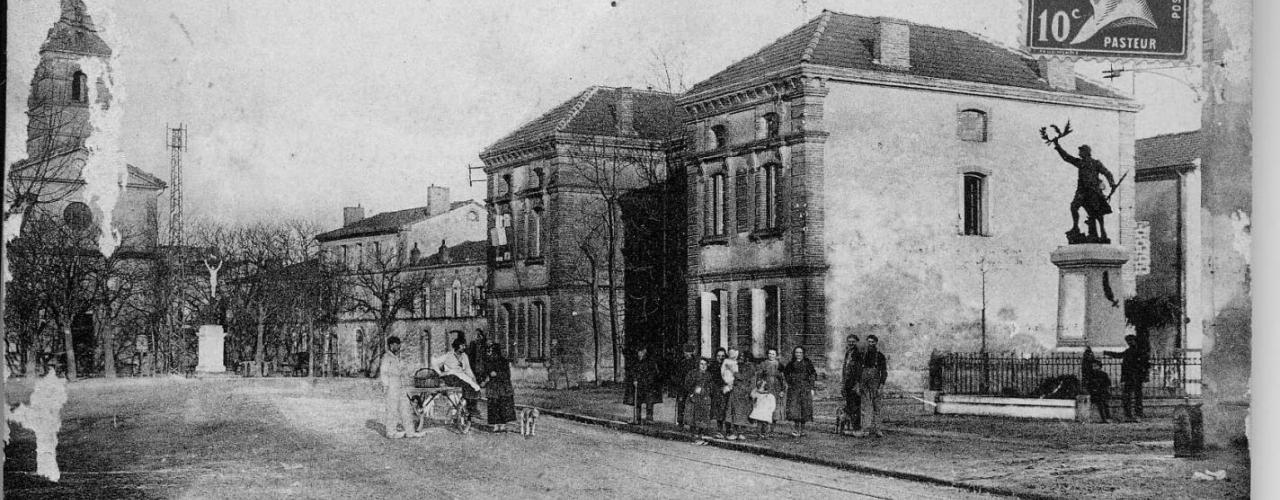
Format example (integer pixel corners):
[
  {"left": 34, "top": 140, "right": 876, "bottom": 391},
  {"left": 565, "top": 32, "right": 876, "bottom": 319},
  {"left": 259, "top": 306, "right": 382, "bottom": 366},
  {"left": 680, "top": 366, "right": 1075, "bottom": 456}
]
[
  {"left": 726, "top": 349, "right": 755, "bottom": 440},
  {"left": 684, "top": 358, "right": 714, "bottom": 437},
  {"left": 783, "top": 346, "right": 817, "bottom": 437},
  {"left": 709, "top": 348, "right": 729, "bottom": 437},
  {"left": 756, "top": 348, "right": 788, "bottom": 436},
  {"left": 483, "top": 343, "right": 517, "bottom": 432}
]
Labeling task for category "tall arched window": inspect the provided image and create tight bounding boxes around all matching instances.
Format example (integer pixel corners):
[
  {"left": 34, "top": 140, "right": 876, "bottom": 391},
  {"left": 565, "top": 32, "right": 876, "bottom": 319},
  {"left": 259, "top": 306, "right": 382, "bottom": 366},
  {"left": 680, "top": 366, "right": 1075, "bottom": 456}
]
[
  {"left": 706, "top": 173, "right": 726, "bottom": 236},
  {"left": 958, "top": 109, "right": 988, "bottom": 142},
  {"left": 758, "top": 164, "right": 780, "bottom": 229},
  {"left": 71, "top": 71, "right": 88, "bottom": 103},
  {"left": 451, "top": 279, "right": 463, "bottom": 317},
  {"left": 529, "top": 208, "right": 544, "bottom": 258}
]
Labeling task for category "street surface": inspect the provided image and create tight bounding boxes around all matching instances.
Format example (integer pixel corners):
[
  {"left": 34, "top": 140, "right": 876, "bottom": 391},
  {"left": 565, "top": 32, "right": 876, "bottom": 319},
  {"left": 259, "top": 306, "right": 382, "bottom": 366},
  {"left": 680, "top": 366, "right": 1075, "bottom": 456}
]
[{"left": 4, "top": 378, "right": 1003, "bottom": 499}]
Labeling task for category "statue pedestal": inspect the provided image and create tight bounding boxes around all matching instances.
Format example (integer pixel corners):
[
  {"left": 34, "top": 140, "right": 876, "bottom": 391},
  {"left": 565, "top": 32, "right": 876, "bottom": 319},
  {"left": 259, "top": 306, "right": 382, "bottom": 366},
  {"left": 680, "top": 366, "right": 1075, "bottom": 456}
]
[
  {"left": 1050, "top": 244, "right": 1129, "bottom": 349},
  {"left": 195, "top": 325, "right": 228, "bottom": 374}
]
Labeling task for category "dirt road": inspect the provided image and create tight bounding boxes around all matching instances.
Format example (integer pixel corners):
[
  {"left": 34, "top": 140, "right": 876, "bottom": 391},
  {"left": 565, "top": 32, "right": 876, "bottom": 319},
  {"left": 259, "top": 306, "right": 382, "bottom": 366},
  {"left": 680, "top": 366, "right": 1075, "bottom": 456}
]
[{"left": 4, "top": 378, "right": 1005, "bottom": 499}]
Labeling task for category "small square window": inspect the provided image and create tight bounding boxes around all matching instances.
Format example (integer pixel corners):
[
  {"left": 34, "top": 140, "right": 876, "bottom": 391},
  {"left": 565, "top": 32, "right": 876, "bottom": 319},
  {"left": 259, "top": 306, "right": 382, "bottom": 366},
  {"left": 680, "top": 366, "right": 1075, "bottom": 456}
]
[{"left": 958, "top": 110, "right": 988, "bottom": 142}]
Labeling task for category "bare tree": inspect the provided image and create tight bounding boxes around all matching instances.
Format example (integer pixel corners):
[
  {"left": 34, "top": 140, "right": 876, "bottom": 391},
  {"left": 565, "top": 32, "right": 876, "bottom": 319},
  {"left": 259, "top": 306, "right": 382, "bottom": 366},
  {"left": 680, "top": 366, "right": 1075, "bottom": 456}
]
[
  {"left": 644, "top": 46, "right": 689, "bottom": 94},
  {"left": 186, "top": 219, "right": 321, "bottom": 376},
  {"left": 88, "top": 237, "right": 161, "bottom": 378},
  {"left": 341, "top": 241, "right": 427, "bottom": 377},
  {"left": 558, "top": 135, "right": 673, "bottom": 381},
  {"left": 564, "top": 208, "right": 610, "bottom": 383},
  {"left": 4, "top": 213, "right": 102, "bottom": 380}
]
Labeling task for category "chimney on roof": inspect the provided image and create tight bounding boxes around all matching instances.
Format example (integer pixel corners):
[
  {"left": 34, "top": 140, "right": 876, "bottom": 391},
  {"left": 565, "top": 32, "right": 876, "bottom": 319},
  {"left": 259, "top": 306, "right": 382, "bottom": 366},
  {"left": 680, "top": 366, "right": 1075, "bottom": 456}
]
[
  {"left": 427, "top": 185, "right": 451, "bottom": 217},
  {"left": 615, "top": 89, "right": 638, "bottom": 137},
  {"left": 1037, "top": 57, "right": 1077, "bottom": 91},
  {"left": 874, "top": 17, "right": 911, "bottom": 70},
  {"left": 343, "top": 205, "right": 364, "bottom": 226}
]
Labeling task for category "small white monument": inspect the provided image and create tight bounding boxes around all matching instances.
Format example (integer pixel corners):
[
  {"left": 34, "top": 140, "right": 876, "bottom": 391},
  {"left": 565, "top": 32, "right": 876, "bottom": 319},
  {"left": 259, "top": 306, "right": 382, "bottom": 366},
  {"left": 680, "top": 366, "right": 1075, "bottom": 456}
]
[
  {"left": 195, "top": 256, "right": 230, "bottom": 375},
  {"left": 195, "top": 325, "right": 228, "bottom": 374}
]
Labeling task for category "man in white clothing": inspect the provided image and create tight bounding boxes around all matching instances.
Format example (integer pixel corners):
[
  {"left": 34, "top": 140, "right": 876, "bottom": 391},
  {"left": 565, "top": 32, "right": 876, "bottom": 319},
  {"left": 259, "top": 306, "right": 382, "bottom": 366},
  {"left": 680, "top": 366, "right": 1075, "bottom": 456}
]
[
  {"left": 433, "top": 335, "right": 481, "bottom": 417},
  {"left": 380, "top": 336, "right": 416, "bottom": 438}
]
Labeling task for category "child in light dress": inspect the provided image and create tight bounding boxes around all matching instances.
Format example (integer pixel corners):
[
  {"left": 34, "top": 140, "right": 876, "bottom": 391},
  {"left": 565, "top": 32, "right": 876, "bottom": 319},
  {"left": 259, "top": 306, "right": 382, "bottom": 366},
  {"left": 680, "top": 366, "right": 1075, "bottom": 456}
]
[{"left": 749, "top": 379, "right": 776, "bottom": 438}]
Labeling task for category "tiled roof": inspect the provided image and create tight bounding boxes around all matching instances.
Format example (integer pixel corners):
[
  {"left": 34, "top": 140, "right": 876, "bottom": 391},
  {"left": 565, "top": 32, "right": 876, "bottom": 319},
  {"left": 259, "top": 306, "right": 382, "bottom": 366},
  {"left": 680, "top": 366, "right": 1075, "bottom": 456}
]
[
  {"left": 481, "top": 86, "right": 685, "bottom": 158},
  {"left": 416, "top": 239, "right": 487, "bottom": 267},
  {"left": 1136, "top": 130, "right": 1202, "bottom": 171},
  {"left": 688, "top": 11, "right": 1124, "bottom": 100},
  {"left": 315, "top": 201, "right": 479, "bottom": 242}
]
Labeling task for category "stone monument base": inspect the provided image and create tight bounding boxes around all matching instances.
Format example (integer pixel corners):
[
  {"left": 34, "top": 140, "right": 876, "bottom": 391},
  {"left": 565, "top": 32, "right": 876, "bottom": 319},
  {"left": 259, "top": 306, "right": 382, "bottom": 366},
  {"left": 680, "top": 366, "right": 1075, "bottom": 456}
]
[
  {"left": 195, "top": 325, "right": 229, "bottom": 374},
  {"left": 1050, "top": 244, "right": 1129, "bottom": 349}
]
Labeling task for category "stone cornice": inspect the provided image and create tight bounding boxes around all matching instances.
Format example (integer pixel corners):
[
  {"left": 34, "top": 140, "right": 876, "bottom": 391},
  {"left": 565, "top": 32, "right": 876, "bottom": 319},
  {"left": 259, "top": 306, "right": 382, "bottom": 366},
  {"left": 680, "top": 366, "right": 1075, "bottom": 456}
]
[
  {"left": 805, "top": 64, "right": 1140, "bottom": 112},
  {"left": 692, "top": 265, "right": 829, "bottom": 283},
  {"left": 687, "top": 131, "right": 826, "bottom": 163},
  {"left": 678, "top": 70, "right": 825, "bottom": 120},
  {"left": 680, "top": 64, "right": 1139, "bottom": 117},
  {"left": 480, "top": 138, "right": 557, "bottom": 171},
  {"left": 481, "top": 132, "right": 670, "bottom": 172}
]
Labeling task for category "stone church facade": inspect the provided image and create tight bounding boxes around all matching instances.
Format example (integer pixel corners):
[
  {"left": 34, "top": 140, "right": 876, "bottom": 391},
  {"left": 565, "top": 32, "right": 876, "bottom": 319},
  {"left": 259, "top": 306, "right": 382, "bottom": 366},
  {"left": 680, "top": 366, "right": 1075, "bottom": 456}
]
[{"left": 6, "top": 0, "right": 167, "bottom": 376}]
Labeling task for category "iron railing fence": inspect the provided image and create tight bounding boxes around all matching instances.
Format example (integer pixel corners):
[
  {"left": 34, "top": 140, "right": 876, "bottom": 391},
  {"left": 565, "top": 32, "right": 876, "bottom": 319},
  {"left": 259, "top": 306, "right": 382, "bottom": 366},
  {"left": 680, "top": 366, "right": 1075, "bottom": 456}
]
[{"left": 928, "top": 351, "right": 1201, "bottom": 398}]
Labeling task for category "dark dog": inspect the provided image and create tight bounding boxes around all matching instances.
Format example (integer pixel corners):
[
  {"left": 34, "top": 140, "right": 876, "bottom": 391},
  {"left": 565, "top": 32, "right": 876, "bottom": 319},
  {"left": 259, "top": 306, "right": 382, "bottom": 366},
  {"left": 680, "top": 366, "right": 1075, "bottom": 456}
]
[
  {"left": 1033, "top": 375, "right": 1082, "bottom": 400},
  {"left": 519, "top": 407, "right": 539, "bottom": 437},
  {"left": 407, "top": 394, "right": 434, "bottom": 433}
]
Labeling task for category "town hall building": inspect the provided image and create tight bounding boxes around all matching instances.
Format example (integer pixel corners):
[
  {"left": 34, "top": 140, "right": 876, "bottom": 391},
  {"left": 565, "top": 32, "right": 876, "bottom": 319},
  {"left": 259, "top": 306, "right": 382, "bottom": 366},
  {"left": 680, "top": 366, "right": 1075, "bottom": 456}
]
[{"left": 678, "top": 11, "right": 1140, "bottom": 389}]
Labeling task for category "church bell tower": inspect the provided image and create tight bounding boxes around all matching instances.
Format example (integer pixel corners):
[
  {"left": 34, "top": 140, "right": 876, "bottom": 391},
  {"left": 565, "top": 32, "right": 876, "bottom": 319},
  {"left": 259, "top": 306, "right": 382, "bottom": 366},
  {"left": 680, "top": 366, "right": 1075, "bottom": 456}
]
[{"left": 26, "top": 0, "right": 113, "bottom": 159}]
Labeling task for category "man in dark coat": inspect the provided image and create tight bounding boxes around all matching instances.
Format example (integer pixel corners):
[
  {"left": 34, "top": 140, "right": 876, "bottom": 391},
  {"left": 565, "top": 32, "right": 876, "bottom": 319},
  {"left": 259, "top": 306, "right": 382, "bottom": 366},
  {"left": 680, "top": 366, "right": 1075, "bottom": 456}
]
[
  {"left": 674, "top": 346, "right": 698, "bottom": 429},
  {"left": 840, "top": 334, "right": 863, "bottom": 432},
  {"left": 627, "top": 346, "right": 662, "bottom": 423},
  {"left": 1105, "top": 334, "right": 1149, "bottom": 421},
  {"left": 1083, "top": 357, "right": 1113, "bottom": 423},
  {"left": 858, "top": 335, "right": 889, "bottom": 437}
]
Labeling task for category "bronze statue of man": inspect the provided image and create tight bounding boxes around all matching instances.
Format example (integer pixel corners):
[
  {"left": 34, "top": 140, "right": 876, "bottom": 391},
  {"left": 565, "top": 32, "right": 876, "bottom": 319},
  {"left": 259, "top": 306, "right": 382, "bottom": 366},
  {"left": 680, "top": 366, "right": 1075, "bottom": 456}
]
[{"left": 1050, "top": 138, "right": 1118, "bottom": 243}]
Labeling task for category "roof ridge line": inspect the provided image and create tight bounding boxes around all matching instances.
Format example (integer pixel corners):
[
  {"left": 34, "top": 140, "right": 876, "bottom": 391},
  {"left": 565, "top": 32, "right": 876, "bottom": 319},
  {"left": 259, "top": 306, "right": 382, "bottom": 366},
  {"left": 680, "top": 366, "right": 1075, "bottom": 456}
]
[
  {"left": 801, "top": 11, "right": 833, "bottom": 63},
  {"left": 554, "top": 86, "right": 602, "bottom": 132}
]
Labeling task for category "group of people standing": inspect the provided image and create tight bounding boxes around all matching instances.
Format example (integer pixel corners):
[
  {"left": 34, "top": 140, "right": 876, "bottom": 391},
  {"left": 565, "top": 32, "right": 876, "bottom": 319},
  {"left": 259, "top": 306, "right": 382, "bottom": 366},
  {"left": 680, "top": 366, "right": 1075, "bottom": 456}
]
[
  {"left": 652, "top": 346, "right": 819, "bottom": 440},
  {"left": 840, "top": 334, "right": 888, "bottom": 437},
  {"left": 379, "top": 330, "right": 519, "bottom": 438},
  {"left": 1082, "top": 334, "right": 1150, "bottom": 423},
  {"left": 635, "top": 335, "right": 889, "bottom": 441}
]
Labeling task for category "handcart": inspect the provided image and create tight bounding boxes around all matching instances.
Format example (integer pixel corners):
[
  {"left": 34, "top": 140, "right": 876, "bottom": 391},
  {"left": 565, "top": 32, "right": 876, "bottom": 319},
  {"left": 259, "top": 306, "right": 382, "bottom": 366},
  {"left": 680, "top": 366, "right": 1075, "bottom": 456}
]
[{"left": 406, "top": 368, "right": 472, "bottom": 434}]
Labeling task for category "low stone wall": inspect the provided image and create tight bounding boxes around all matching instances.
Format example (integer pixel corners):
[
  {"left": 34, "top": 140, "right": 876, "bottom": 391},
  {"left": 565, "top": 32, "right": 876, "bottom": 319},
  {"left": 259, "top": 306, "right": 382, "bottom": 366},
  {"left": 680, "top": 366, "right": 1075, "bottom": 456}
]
[
  {"left": 933, "top": 392, "right": 1199, "bottom": 421},
  {"left": 936, "top": 394, "right": 1079, "bottom": 420}
]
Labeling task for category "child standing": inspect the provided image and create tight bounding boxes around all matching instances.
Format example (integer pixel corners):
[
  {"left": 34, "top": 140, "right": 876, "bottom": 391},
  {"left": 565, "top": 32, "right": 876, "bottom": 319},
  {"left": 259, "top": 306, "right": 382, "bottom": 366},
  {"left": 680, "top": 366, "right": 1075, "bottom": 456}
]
[{"left": 749, "top": 379, "right": 776, "bottom": 438}]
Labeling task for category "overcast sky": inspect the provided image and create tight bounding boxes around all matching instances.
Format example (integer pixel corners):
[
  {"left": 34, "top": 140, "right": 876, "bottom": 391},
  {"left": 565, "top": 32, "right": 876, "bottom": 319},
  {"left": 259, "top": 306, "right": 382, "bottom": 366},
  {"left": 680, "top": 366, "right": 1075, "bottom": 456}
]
[{"left": 6, "top": 0, "right": 1202, "bottom": 229}]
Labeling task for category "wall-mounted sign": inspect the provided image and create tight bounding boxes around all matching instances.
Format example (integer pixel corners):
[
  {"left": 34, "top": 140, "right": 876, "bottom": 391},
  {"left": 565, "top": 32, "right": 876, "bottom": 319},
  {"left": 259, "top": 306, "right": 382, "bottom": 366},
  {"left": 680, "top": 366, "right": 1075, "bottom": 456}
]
[
  {"left": 1133, "top": 220, "right": 1152, "bottom": 276},
  {"left": 1025, "top": 0, "right": 1190, "bottom": 59}
]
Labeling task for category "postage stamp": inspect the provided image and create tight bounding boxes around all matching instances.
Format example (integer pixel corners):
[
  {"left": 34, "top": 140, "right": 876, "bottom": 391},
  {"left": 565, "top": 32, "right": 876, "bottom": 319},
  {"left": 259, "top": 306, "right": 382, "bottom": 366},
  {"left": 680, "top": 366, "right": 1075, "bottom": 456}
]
[{"left": 1025, "top": 0, "right": 1190, "bottom": 59}]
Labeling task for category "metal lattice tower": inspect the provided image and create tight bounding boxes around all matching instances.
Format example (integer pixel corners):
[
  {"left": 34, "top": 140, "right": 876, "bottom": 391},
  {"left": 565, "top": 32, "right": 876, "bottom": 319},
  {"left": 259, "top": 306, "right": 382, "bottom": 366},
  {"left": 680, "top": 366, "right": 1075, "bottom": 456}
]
[{"left": 167, "top": 124, "right": 186, "bottom": 248}]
